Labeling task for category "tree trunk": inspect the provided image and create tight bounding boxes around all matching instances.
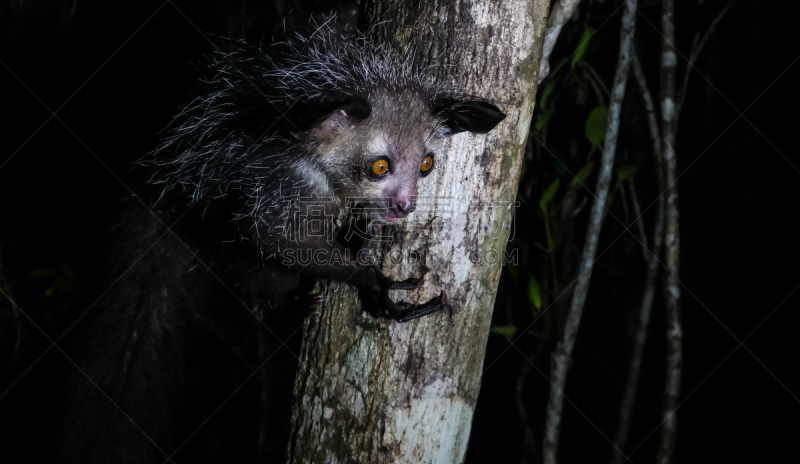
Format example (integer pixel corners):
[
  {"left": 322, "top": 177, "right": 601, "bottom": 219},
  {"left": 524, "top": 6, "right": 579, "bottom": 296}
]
[{"left": 287, "top": 1, "right": 549, "bottom": 462}]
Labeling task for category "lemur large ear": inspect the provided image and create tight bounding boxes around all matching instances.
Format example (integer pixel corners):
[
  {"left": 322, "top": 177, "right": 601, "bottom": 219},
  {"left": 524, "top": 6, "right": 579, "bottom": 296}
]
[
  {"left": 434, "top": 98, "right": 506, "bottom": 137},
  {"left": 299, "top": 102, "right": 371, "bottom": 142}
]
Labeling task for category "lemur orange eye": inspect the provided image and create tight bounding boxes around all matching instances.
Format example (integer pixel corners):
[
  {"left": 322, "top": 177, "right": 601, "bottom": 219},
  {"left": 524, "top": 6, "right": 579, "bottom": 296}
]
[
  {"left": 371, "top": 159, "right": 389, "bottom": 176},
  {"left": 420, "top": 154, "right": 434, "bottom": 173}
]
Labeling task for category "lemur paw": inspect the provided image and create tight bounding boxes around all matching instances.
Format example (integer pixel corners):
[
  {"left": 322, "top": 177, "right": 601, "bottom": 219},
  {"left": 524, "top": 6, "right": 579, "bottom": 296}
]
[{"left": 392, "top": 290, "right": 451, "bottom": 323}]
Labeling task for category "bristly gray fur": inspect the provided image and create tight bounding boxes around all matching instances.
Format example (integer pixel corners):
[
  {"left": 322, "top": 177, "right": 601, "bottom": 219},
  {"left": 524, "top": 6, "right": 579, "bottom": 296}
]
[
  {"left": 270, "top": 19, "right": 438, "bottom": 101},
  {"left": 63, "top": 16, "right": 507, "bottom": 463},
  {"left": 139, "top": 17, "right": 457, "bottom": 258}
]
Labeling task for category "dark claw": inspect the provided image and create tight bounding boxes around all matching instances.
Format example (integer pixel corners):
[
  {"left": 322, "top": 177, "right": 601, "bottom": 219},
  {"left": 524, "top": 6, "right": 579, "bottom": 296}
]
[
  {"left": 358, "top": 266, "right": 447, "bottom": 322},
  {"left": 388, "top": 267, "right": 428, "bottom": 290},
  {"left": 387, "top": 279, "right": 422, "bottom": 290},
  {"left": 393, "top": 290, "right": 450, "bottom": 323}
]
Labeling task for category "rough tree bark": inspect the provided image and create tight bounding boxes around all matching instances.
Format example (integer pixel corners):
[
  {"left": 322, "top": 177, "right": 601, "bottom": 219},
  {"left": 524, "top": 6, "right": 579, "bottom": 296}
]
[{"left": 286, "top": 1, "right": 549, "bottom": 462}]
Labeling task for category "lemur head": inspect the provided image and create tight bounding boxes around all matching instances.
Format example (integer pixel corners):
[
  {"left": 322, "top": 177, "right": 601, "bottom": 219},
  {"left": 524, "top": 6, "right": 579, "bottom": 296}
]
[{"left": 308, "top": 89, "right": 505, "bottom": 222}]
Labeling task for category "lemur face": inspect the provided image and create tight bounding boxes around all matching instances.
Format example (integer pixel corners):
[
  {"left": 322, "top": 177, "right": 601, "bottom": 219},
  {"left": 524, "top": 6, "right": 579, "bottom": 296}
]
[{"left": 308, "top": 90, "right": 504, "bottom": 222}]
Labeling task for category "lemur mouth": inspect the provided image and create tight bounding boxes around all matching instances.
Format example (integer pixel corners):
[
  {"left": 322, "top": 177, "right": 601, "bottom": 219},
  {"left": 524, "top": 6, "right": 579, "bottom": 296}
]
[{"left": 368, "top": 212, "right": 401, "bottom": 224}]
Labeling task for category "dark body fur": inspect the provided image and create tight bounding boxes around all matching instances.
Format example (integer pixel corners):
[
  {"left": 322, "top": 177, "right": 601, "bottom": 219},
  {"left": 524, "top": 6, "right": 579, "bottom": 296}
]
[{"left": 64, "top": 18, "right": 504, "bottom": 462}]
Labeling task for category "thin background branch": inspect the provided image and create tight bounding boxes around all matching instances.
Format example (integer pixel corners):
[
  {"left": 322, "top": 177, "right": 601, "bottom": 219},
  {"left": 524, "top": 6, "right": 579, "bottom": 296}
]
[
  {"left": 542, "top": 1, "right": 637, "bottom": 463},
  {"left": 538, "top": 0, "right": 583, "bottom": 85},
  {"left": 675, "top": 0, "right": 736, "bottom": 132},
  {"left": 656, "top": 0, "right": 683, "bottom": 462},
  {"left": 609, "top": 48, "right": 665, "bottom": 464}
]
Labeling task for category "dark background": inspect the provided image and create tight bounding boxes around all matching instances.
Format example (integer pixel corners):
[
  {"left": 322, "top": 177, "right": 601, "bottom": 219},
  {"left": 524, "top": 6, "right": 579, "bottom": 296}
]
[{"left": 1, "top": 0, "right": 798, "bottom": 462}]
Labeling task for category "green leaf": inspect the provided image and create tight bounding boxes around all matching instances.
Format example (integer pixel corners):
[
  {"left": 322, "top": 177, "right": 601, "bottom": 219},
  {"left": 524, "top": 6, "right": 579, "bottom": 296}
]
[
  {"left": 571, "top": 28, "right": 593, "bottom": 70},
  {"left": 571, "top": 161, "right": 595, "bottom": 186},
  {"left": 45, "top": 286, "right": 55, "bottom": 297},
  {"left": 616, "top": 164, "right": 639, "bottom": 183},
  {"left": 585, "top": 106, "right": 608, "bottom": 146},
  {"left": 490, "top": 325, "right": 518, "bottom": 337},
  {"left": 539, "top": 178, "right": 561, "bottom": 212},
  {"left": 528, "top": 274, "right": 542, "bottom": 310}
]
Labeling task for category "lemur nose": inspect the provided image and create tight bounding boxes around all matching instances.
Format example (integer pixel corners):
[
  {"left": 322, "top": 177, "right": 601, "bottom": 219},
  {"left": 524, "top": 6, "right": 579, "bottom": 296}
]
[
  {"left": 398, "top": 198, "right": 416, "bottom": 214},
  {"left": 391, "top": 195, "right": 416, "bottom": 218}
]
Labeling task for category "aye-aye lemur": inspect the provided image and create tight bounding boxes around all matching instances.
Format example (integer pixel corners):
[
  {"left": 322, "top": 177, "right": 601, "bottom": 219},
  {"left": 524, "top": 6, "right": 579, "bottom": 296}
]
[{"left": 64, "top": 16, "right": 505, "bottom": 463}]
